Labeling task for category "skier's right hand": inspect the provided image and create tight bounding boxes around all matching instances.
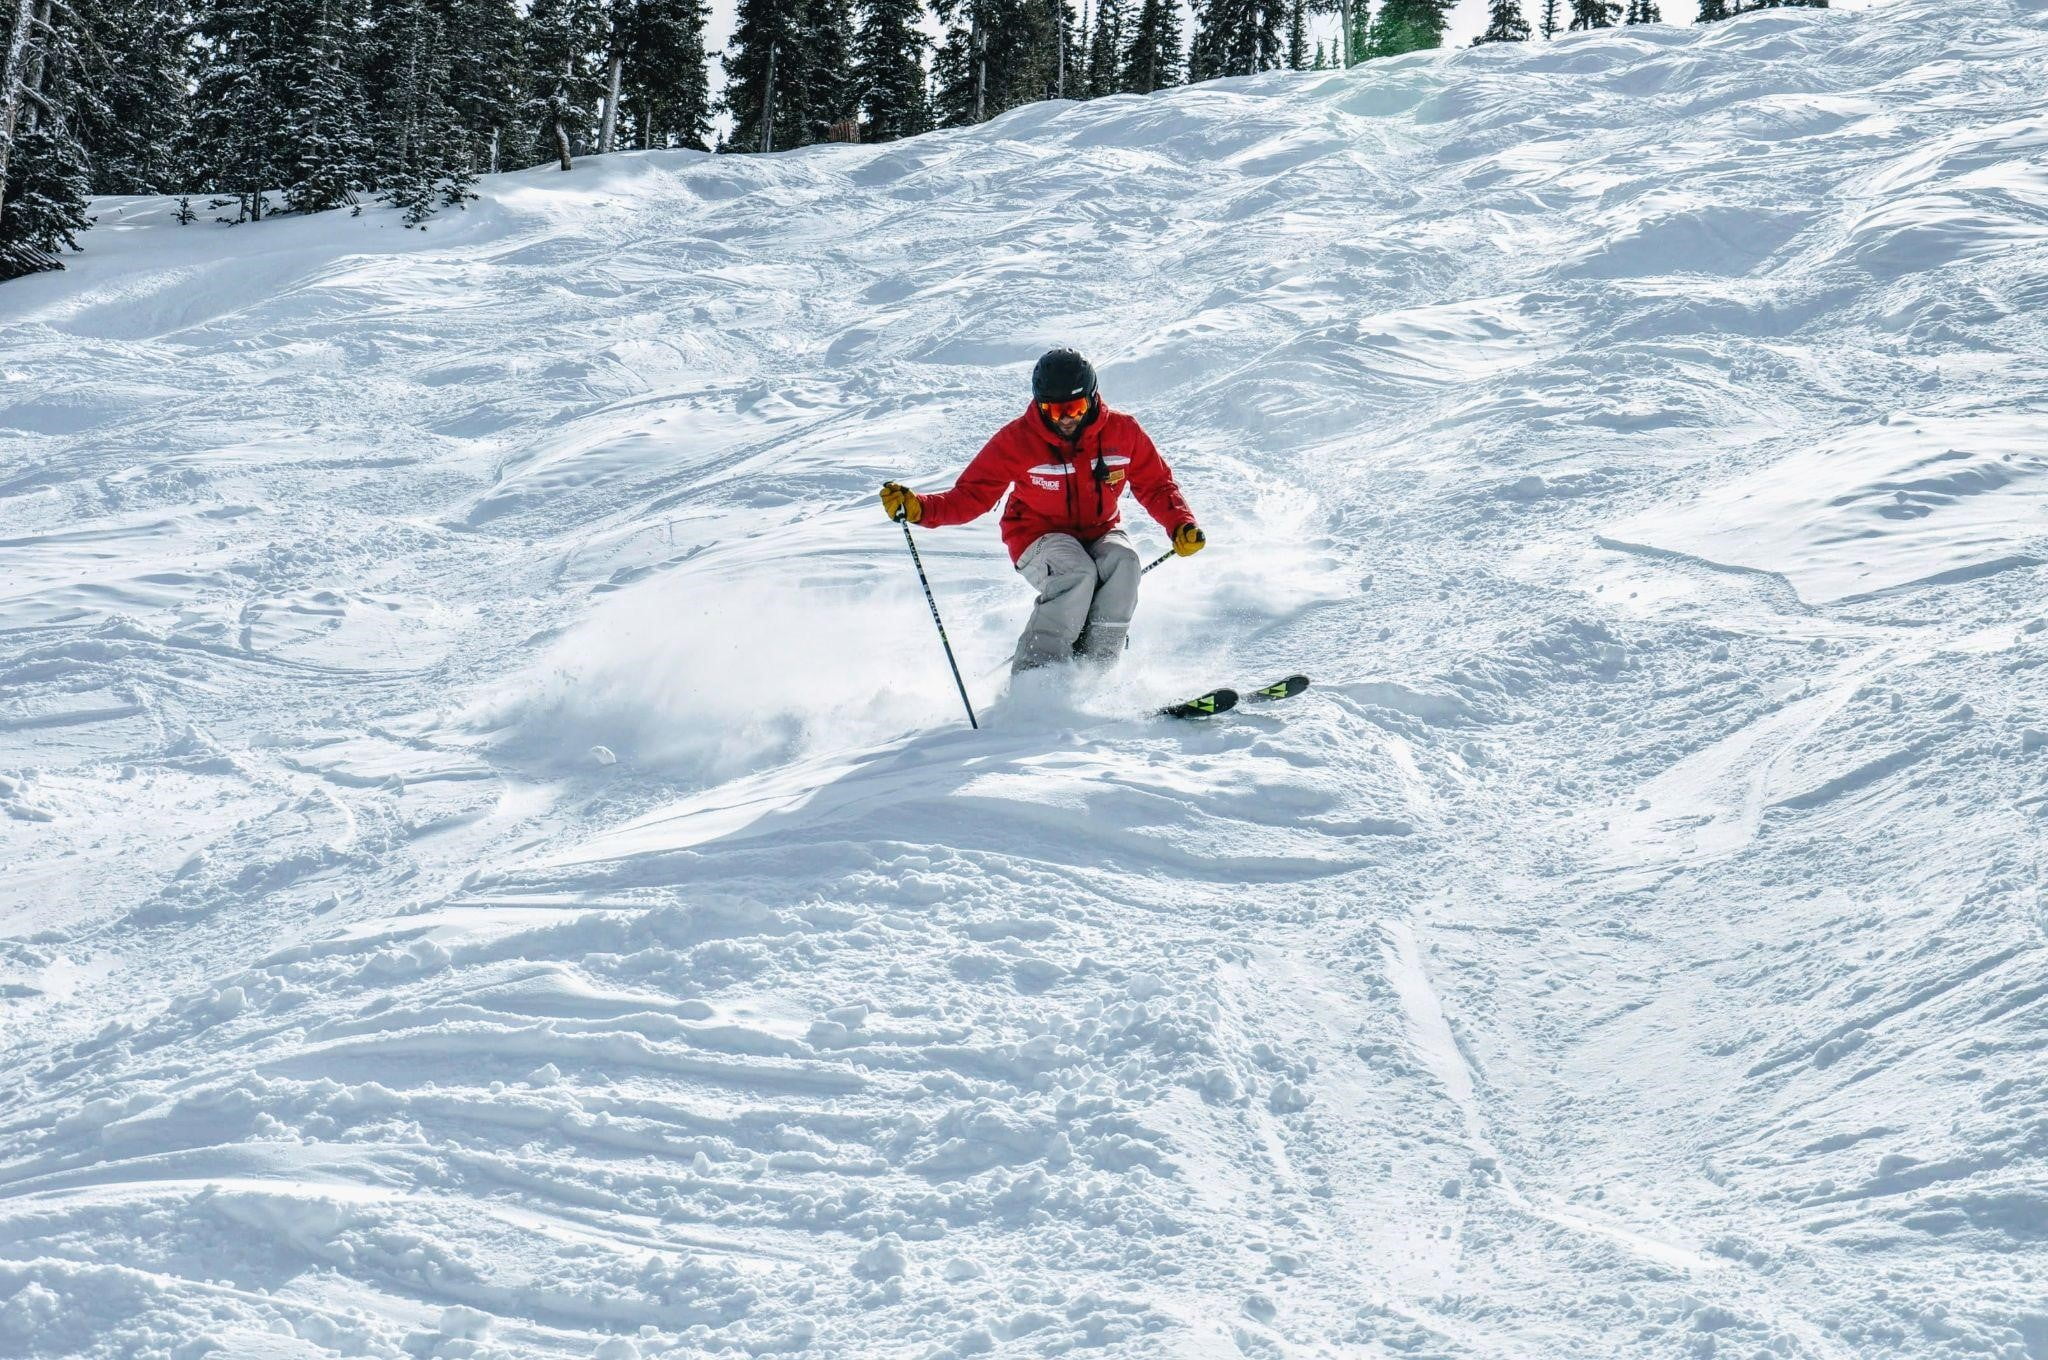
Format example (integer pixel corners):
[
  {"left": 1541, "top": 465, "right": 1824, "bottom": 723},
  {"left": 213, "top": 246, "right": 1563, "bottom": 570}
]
[{"left": 880, "top": 482, "right": 922, "bottom": 524}]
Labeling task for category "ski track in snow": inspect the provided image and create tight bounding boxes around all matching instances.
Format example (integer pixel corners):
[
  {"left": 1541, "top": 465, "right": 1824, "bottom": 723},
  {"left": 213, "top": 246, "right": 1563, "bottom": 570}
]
[{"left": 5, "top": 2, "right": 2048, "bottom": 1356}]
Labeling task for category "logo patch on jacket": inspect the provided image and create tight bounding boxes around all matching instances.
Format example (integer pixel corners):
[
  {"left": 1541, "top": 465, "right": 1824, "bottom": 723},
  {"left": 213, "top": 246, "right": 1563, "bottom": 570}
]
[
  {"left": 1031, "top": 475, "right": 1062, "bottom": 490},
  {"left": 1108, "top": 469, "right": 1126, "bottom": 484}
]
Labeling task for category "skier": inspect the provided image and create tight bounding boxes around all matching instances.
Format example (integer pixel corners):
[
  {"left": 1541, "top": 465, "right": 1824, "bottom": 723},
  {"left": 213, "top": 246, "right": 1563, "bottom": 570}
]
[{"left": 880, "top": 348, "right": 1206, "bottom": 673}]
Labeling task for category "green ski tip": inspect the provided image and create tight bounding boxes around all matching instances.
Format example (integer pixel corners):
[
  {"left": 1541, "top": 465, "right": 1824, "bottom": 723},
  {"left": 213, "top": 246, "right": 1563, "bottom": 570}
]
[{"left": 1248, "top": 674, "right": 1311, "bottom": 702}]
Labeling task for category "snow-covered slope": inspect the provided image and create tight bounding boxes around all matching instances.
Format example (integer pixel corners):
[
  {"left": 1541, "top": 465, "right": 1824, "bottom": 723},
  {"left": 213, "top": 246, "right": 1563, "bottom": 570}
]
[{"left": 5, "top": 2, "right": 2048, "bottom": 1356}]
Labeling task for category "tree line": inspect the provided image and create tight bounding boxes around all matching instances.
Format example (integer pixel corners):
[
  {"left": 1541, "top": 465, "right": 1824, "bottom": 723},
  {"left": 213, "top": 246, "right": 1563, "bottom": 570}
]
[{"left": 1, "top": 0, "right": 1826, "bottom": 281}]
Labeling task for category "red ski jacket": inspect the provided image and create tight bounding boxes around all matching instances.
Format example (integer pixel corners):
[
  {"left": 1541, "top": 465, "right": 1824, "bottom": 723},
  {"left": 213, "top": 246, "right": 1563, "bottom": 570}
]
[{"left": 916, "top": 403, "right": 1195, "bottom": 563}]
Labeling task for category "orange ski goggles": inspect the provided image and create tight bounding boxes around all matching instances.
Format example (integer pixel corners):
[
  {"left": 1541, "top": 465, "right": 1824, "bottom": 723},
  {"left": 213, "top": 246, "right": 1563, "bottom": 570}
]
[{"left": 1039, "top": 396, "right": 1091, "bottom": 422}]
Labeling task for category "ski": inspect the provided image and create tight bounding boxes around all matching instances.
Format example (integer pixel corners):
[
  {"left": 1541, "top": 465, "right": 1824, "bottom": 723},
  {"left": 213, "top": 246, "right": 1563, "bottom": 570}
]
[
  {"left": 1161, "top": 688, "right": 1238, "bottom": 719},
  {"left": 1245, "top": 674, "right": 1311, "bottom": 703},
  {"left": 1159, "top": 675, "right": 1309, "bottom": 720}
]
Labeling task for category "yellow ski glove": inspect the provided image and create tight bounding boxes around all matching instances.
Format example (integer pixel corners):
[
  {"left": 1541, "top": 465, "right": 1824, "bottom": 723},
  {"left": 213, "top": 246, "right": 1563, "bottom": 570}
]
[
  {"left": 1173, "top": 523, "right": 1207, "bottom": 557},
  {"left": 880, "top": 482, "right": 922, "bottom": 524}
]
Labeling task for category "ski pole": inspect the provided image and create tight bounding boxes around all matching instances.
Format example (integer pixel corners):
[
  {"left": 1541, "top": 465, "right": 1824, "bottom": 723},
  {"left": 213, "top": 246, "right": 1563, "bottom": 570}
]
[
  {"left": 895, "top": 512, "right": 979, "bottom": 730},
  {"left": 1142, "top": 548, "right": 1175, "bottom": 575}
]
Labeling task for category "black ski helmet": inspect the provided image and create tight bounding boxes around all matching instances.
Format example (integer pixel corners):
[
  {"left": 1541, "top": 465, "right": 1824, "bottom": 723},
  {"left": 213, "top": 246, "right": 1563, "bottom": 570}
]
[{"left": 1032, "top": 348, "right": 1098, "bottom": 405}]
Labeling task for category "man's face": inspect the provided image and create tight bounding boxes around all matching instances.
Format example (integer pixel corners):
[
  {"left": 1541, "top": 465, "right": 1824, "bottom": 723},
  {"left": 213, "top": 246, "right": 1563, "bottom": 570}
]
[{"left": 1042, "top": 396, "right": 1090, "bottom": 439}]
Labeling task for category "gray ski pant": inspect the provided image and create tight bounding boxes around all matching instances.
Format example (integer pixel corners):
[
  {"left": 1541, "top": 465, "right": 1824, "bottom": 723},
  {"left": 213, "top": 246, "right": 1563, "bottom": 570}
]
[{"left": 1013, "top": 530, "right": 1141, "bottom": 673}]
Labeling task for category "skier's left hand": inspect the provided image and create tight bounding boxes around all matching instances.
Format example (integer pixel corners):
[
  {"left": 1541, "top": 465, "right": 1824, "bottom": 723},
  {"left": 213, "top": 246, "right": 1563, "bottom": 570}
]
[{"left": 1173, "top": 523, "right": 1207, "bottom": 557}]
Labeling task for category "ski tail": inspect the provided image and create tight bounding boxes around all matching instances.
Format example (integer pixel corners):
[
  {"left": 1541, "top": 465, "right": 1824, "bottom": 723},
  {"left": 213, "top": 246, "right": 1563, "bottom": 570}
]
[{"left": 1161, "top": 688, "right": 1239, "bottom": 719}]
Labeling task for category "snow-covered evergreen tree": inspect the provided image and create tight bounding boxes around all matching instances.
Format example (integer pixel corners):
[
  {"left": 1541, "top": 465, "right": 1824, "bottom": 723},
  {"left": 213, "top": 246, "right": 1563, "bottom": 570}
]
[
  {"left": 932, "top": 0, "right": 1061, "bottom": 126},
  {"left": 855, "top": 0, "right": 925, "bottom": 139},
  {"left": 1539, "top": 0, "right": 1561, "bottom": 36},
  {"left": 1341, "top": 0, "right": 1370, "bottom": 62},
  {"left": 1189, "top": 0, "right": 1285, "bottom": 80},
  {"left": 1120, "top": 0, "right": 1180, "bottom": 92},
  {"left": 723, "top": 0, "right": 801, "bottom": 146},
  {"left": 1474, "top": 0, "right": 1532, "bottom": 41},
  {"left": 595, "top": 0, "right": 628, "bottom": 152},
  {"left": 800, "top": 0, "right": 857, "bottom": 138},
  {"left": 1568, "top": 0, "right": 1618, "bottom": 28},
  {"left": 370, "top": 0, "right": 474, "bottom": 222},
  {"left": 621, "top": 0, "right": 710, "bottom": 149},
  {"left": 441, "top": 0, "right": 523, "bottom": 173},
  {"left": 0, "top": 0, "right": 43, "bottom": 213},
  {"left": 1624, "top": 0, "right": 1658, "bottom": 20},
  {"left": 283, "top": 0, "right": 372, "bottom": 214},
  {"left": 0, "top": 120, "right": 90, "bottom": 277},
  {"left": 1364, "top": 0, "right": 1452, "bottom": 58},
  {"left": 0, "top": 0, "right": 93, "bottom": 278},
  {"left": 592, "top": 0, "right": 710, "bottom": 151},
  {"left": 1286, "top": 0, "right": 1308, "bottom": 69},
  {"left": 525, "top": 0, "right": 603, "bottom": 167},
  {"left": 929, "top": 4, "right": 974, "bottom": 123},
  {"left": 1060, "top": 0, "right": 1084, "bottom": 98},
  {"left": 187, "top": 0, "right": 292, "bottom": 219},
  {"left": 78, "top": 0, "right": 191, "bottom": 194},
  {"left": 1084, "top": 0, "right": 1123, "bottom": 96}
]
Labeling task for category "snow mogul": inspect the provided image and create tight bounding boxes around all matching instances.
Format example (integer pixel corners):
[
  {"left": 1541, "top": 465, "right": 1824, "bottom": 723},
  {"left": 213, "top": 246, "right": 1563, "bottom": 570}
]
[{"left": 879, "top": 348, "right": 1206, "bottom": 674}]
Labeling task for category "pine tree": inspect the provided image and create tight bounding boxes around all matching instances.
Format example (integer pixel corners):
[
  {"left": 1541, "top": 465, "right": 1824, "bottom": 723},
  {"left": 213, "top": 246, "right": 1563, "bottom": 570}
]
[
  {"left": 0, "top": 0, "right": 44, "bottom": 217},
  {"left": 525, "top": 0, "right": 603, "bottom": 167},
  {"left": 1623, "top": 0, "right": 1658, "bottom": 20},
  {"left": 370, "top": 0, "right": 473, "bottom": 223},
  {"left": 929, "top": 2, "right": 974, "bottom": 123},
  {"left": 1363, "top": 0, "right": 1451, "bottom": 58},
  {"left": 1000, "top": 0, "right": 1062, "bottom": 107},
  {"left": 1694, "top": 0, "right": 1729, "bottom": 17},
  {"left": 622, "top": 0, "right": 710, "bottom": 148},
  {"left": 1342, "top": 0, "right": 1369, "bottom": 62},
  {"left": 0, "top": 0, "right": 93, "bottom": 279},
  {"left": 1189, "top": 0, "right": 1284, "bottom": 80},
  {"left": 1473, "top": 0, "right": 1531, "bottom": 41},
  {"left": 932, "top": 0, "right": 1062, "bottom": 126},
  {"left": 801, "top": 0, "right": 857, "bottom": 137},
  {"left": 595, "top": 0, "right": 627, "bottom": 152},
  {"left": 1, "top": 121, "right": 91, "bottom": 277},
  {"left": 1285, "top": 0, "right": 1308, "bottom": 69},
  {"left": 1084, "top": 0, "right": 1123, "bottom": 96},
  {"left": 283, "top": 0, "right": 372, "bottom": 214},
  {"left": 178, "top": 0, "right": 383, "bottom": 219},
  {"left": 77, "top": 0, "right": 191, "bottom": 195},
  {"left": 724, "top": 0, "right": 801, "bottom": 146},
  {"left": 855, "top": 0, "right": 925, "bottom": 138},
  {"left": 184, "top": 0, "right": 378, "bottom": 218},
  {"left": 1539, "top": 0, "right": 1562, "bottom": 34},
  {"left": 1568, "top": 0, "right": 1617, "bottom": 28},
  {"left": 187, "top": 0, "right": 292, "bottom": 220},
  {"left": 1059, "top": 0, "right": 1084, "bottom": 98},
  {"left": 1311, "top": 39, "right": 1323, "bottom": 68},
  {"left": 1121, "top": 0, "right": 1180, "bottom": 92},
  {"left": 442, "top": 0, "right": 523, "bottom": 173}
]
